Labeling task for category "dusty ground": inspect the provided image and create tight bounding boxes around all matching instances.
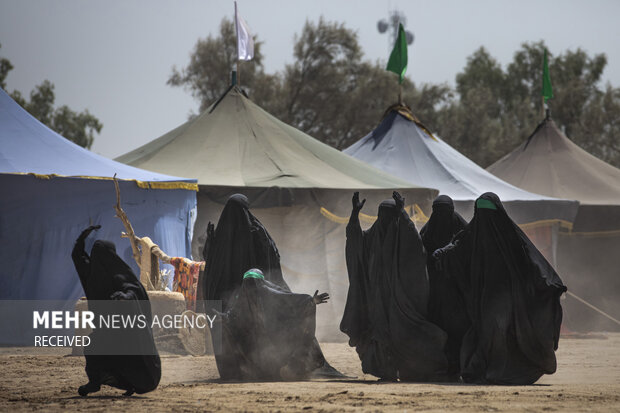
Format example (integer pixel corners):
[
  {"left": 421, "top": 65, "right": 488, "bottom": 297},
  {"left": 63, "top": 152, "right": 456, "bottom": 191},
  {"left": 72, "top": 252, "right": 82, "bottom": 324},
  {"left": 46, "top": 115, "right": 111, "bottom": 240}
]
[{"left": 0, "top": 334, "right": 619, "bottom": 412}]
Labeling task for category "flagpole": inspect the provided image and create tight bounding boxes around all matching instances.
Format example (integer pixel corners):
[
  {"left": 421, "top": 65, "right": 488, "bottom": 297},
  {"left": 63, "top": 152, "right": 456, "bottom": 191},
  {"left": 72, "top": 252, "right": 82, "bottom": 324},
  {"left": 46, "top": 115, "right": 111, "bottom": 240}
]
[{"left": 234, "top": 1, "right": 240, "bottom": 86}]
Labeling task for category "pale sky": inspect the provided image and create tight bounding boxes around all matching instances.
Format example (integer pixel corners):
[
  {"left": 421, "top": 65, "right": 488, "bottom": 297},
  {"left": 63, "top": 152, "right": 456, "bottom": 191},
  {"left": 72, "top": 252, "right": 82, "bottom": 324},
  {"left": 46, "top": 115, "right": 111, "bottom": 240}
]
[{"left": 1, "top": 0, "right": 619, "bottom": 159}]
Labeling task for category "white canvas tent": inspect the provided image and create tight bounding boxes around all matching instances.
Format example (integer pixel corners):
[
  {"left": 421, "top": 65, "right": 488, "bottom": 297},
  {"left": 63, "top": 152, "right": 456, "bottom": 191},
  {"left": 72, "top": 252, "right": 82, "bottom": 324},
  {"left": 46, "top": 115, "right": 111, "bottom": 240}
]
[{"left": 344, "top": 105, "right": 580, "bottom": 264}]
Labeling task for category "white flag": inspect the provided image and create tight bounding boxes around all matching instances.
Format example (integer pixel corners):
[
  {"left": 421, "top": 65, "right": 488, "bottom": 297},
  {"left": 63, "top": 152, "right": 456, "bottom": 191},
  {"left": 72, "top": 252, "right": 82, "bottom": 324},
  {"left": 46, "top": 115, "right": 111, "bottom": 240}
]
[{"left": 235, "top": 2, "right": 254, "bottom": 61}]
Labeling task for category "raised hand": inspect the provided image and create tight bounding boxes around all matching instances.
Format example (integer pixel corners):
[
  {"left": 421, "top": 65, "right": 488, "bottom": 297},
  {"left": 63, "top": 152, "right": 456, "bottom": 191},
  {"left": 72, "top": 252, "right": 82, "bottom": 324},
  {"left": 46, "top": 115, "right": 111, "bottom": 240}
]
[
  {"left": 392, "top": 191, "right": 405, "bottom": 211},
  {"left": 78, "top": 224, "right": 101, "bottom": 241},
  {"left": 313, "top": 290, "right": 330, "bottom": 305},
  {"left": 352, "top": 192, "right": 366, "bottom": 213}
]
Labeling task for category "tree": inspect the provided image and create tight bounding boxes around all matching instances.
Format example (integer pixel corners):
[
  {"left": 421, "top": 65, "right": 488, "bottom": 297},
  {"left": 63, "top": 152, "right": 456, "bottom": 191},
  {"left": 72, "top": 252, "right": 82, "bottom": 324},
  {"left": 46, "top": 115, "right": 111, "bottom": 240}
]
[
  {"left": 167, "top": 17, "right": 271, "bottom": 113},
  {"left": 0, "top": 43, "right": 13, "bottom": 90},
  {"left": 438, "top": 42, "right": 620, "bottom": 168},
  {"left": 169, "top": 19, "right": 620, "bottom": 168},
  {"left": 169, "top": 17, "right": 452, "bottom": 150},
  {"left": 1, "top": 45, "right": 102, "bottom": 149}
]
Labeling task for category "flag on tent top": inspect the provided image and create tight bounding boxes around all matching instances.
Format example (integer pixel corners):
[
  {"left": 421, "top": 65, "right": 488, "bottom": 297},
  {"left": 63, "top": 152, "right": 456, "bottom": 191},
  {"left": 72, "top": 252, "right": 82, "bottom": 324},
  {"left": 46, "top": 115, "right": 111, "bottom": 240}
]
[
  {"left": 235, "top": 2, "right": 254, "bottom": 61},
  {"left": 542, "top": 48, "right": 553, "bottom": 103},
  {"left": 386, "top": 23, "right": 408, "bottom": 84}
]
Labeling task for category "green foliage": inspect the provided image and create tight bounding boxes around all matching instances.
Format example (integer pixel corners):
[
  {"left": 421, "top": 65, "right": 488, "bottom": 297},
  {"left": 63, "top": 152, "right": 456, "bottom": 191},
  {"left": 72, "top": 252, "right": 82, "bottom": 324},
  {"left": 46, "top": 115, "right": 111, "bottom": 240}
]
[
  {"left": 0, "top": 44, "right": 102, "bottom": 149},
  {"left": 170, "top": 18, "right": 620, "bottom": 168},
  {"left": 167, "top": 17, "right": 268, "bottom": 113},
  {"left": 170, "top": 17, "right": 452, "bottom": 150},
  {"left": 438, "top": 41, "right": 620, "bottom": 168},
  {"left": 0, "top": 43, "right": 13, "bottom": 90}
]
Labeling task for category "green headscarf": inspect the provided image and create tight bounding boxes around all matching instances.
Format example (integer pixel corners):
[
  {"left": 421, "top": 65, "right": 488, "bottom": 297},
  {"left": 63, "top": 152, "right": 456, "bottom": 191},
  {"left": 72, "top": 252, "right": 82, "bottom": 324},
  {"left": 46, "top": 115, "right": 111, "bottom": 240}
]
[
  {"left": 243, "top": 269, "right": 265, "bottom": 280},
  {"left": 476, "top": 198, "right": 497, "bottom": 210}
]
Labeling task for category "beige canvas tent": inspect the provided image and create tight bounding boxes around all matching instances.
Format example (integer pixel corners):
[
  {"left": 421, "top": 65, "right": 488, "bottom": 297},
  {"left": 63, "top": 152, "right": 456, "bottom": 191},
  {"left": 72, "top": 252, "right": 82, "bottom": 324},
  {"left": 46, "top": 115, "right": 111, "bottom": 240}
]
[
  {"left": 488, "top": 115, "right": 620, "bottom": 331},
  {"left": 118, "top": 86, "right": 438, "bottom": 339}
]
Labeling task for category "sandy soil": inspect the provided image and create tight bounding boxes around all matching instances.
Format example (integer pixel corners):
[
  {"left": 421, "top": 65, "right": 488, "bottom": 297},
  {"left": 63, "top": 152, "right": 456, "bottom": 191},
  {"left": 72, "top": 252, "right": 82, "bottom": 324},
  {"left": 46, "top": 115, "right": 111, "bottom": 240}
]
[{"left": 0, "top": 334, "right": 619, "bottom": 412}]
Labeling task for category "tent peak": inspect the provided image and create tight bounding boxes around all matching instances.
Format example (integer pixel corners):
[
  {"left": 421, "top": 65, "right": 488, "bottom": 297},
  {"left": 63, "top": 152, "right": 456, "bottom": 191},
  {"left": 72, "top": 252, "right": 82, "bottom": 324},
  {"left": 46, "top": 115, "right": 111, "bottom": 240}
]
[
  {"left": 524, "top": 115, "right": 561, "bottom": 150},
  {"left": 381, "top": 103, "right": 436, "bottom": 140}
]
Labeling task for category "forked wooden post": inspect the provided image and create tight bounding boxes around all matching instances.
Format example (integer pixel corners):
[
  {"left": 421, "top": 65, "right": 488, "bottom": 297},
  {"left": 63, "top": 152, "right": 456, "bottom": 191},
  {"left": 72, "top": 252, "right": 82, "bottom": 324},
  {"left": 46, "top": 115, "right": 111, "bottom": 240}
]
[{"left": 113, "top": 174, "right": 141, "bottom": 266}]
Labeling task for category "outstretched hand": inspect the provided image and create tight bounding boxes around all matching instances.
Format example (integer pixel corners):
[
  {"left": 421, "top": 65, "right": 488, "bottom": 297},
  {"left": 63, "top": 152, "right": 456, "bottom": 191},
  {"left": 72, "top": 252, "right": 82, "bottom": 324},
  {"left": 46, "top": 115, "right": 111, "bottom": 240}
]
[
  {"left": 313, "top": 290, "right": 330, "bottom": 305},
  {"left": 352, "top": 192, "right": 366, "bottom": 213},
  {"left": 392, "top": 191, "right": 405, "bottom": 211}
]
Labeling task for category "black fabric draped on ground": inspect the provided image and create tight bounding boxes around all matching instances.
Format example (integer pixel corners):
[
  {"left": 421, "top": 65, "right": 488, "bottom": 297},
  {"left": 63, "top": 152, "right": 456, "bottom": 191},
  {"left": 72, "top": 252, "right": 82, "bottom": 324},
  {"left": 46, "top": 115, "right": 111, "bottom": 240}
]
[
  {"left": 341, "top": 191, "right": 450, "bottom": 381},
  {"left": 213, "top": 269, "right": 342, "bottom": 381},
  {"left": 71, "top": 225, "right": 161, "bottom": 396},
  {"left": 420, "top": 195, "right": 469, "bottom": 376},
  {"left": 434, "top": 192, "right": 567, "bottom": 384},
  {"left": 198, "top": 194, "right": 289, "bottom": 310}
]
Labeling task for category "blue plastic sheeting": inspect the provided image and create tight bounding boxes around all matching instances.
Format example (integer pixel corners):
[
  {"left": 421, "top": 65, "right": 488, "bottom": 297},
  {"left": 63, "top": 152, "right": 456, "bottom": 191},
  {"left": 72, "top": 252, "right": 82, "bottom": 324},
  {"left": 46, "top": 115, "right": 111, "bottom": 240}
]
[
  {"left": 0, "top": 174, "right": 196, "bottom": 301},
  {"left": 0, "top": 88, "right": 197, "bottom": 302},
  {"left": 0, "top": 88, "right": 191, "bottom": 182}
]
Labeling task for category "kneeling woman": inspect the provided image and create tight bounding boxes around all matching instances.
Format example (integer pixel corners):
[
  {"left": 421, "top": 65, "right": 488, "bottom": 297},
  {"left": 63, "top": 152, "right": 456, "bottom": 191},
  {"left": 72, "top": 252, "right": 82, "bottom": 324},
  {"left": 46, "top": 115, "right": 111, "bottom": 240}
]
[
  {"left": 71, "top": 225, "right": 161, "bottom": 396},
  {"left": 213, "top": 268, "right": 341, "bottom": 381}
]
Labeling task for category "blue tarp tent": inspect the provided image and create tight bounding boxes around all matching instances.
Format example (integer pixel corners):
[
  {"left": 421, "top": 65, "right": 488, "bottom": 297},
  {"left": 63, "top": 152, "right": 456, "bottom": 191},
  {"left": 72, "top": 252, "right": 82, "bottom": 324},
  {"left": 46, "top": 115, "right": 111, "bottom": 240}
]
[{"left": 0, "top": 88, "right": 197, "bottom": 301}]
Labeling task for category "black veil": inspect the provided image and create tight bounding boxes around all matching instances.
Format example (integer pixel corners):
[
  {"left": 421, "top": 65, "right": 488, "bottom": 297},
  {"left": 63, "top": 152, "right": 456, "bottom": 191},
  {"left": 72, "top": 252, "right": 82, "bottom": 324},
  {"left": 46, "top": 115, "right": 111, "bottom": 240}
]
[
  {"left": 420, "top": 195, "right": 468, "bottom": 376},
  {"left": 341, "top": 195, "right": 449, "bottom": 381},
  {"left": 71, "top": 227, "right": 161, "bottom": 395},
  {"left": 437, "top": 192, "right": 566, "bottom": 384}
]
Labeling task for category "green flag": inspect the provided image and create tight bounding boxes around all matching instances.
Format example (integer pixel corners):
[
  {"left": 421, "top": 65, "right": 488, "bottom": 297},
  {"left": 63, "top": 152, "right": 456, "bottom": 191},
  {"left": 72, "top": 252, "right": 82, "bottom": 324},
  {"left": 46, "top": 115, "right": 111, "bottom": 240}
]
[
  {"left": 386, "top": 23, "right": 408, "bottom": 84},
  {"left": 542, "top": 48, "right": 553, "bottom": 103}
]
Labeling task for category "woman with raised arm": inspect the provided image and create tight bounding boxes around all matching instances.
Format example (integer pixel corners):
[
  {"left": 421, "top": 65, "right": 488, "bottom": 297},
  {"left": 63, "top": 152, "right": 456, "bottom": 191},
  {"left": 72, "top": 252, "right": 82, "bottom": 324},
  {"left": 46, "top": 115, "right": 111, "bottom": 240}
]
[
  {"left": 341, "top": 191, "right": 449, "bottom": 382},
  {"left": 71, "top": 225, "right": 161, "bottom": 396}
]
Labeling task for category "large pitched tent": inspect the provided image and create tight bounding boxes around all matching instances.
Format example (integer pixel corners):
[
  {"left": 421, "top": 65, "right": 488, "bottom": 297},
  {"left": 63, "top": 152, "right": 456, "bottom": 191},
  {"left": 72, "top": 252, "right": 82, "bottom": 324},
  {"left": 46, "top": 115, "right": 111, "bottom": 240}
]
[
  {"left": 487, "top": 115, "right": 620, "bottom": 331},
  {"left": 117, "top": 86, "right": 438, "bottom": 339},
  {"left": 344, "top": 106, "right": 579, "bottom": 263},
  {"left": 0, "top": 88, "right": 197, "bottom": 303}
]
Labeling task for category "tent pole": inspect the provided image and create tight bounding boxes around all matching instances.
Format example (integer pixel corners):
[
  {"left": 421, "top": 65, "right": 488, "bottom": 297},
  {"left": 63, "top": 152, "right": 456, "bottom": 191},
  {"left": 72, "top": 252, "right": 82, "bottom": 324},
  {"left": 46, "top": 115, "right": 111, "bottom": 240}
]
[{"left": 234, "top": 1, "right": 240, "bottom": 87}]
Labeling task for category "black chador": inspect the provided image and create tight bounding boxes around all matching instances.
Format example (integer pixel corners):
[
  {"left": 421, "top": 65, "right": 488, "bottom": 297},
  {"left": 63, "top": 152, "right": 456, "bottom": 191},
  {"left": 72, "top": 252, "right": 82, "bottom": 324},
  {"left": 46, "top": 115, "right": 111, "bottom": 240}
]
[
  {"left": 434, "top": 193, "right": 566, "bottom": 384},
  {"left": 213, "top": 268, "right": 341, "bottom": 381},
  {"left": 199, "top": 194, "right": 289, "bottom": 309},
  {"left": 71, "top": 225, "right": 161, "bottom": 396},
  {"left": 420, "top": 195, "right": 469, "bottom": 376},
  {"left": 341, "top": 191, "right": 449, "bottom": 381},
  {"left": 200, "top": 194, "right": 341, "bottom": 380}
]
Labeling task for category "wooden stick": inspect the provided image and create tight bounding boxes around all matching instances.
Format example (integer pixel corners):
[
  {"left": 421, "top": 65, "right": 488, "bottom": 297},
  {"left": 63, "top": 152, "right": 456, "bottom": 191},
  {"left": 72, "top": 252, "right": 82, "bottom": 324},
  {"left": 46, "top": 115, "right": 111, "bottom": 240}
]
[{"left": 113, "top": 174, "right": 141, "bottom": 266}]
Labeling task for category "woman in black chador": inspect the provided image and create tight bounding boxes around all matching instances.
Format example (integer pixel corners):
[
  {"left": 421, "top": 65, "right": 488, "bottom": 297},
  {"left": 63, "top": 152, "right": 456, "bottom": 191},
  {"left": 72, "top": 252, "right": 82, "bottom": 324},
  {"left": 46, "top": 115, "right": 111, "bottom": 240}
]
[
  {"left": 419, "top": 195, "right": 469, "bottom": 377},
  {"left": 341, "top": 191, "right": 449, "bottom": 382},
  {"left": 200, "top": 194, "right": 341, "bottom": 380},
  {"left": 199, "top": 194, "right": 289, "bottom": 309},
  {"left": 433, "top": 192, "right": 566, "bottom": 384},
  {"left": 214, "top": 268, "right": 340, "bottom": 381},
  {"left": 71, "top": 225, "right": 161, "bottom": 396}
]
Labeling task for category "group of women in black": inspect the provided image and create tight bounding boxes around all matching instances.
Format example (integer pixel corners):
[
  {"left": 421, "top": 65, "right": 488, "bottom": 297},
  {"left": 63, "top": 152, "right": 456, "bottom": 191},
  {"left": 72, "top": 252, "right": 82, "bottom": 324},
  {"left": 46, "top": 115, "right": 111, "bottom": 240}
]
[
  {"left": 70, "top": 190, "right": 565, "bottom": 396},
  {"left": 342, "top": 191, "right": 566, "bottom": 385}
]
